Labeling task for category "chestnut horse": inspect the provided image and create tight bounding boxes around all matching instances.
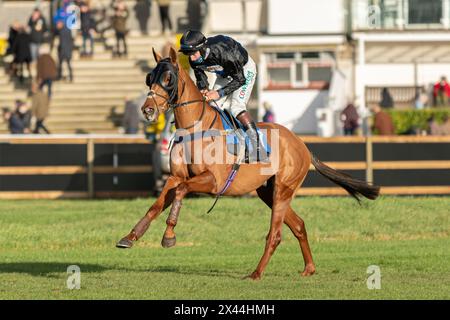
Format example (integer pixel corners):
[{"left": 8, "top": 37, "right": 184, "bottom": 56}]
[{"left": 116, "top": 47, "right": 379, "bottom": 279}]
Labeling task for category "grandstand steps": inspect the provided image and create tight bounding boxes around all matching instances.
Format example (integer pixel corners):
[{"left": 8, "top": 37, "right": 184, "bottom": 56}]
[{"left": 0, "top": 34, "right": 173, "bottom": 133}]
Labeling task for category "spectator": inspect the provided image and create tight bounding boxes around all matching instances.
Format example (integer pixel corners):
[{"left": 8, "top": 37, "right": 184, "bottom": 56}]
[
  {"left": 80, "top": 2, "right": 97, "bottom": 57},
  {"left": 6, "top": 21, "right": 20, "bottom": 56},
  {"left": 28, "top": 8, "right": 48, "bottom": 63},
  {"left": 433, "top": 76, "right": 450, "bottom": 106},
  {"left": 122, "top": 96, "right": 140, "bottom": 134},
  {"left": 187, "top": 0, "right": 207, "bottom": 31},
  {"left": 415, "top": 88, "right": 429, "bottom": 110},
  {"left": 370, "top": 105, "right": 395, "bottom": 135},
  {"left": 36, "top": 45, "right": 58, "bottom": 99},
  {"left": 379, "top": 87, "right": 394, "bottom": 109},
  {"left": 55, "top": 20, "right": 74, "bottom": 82},
  {"left": 262, "top": 102, "right": 275, "bottom": 123},
  {"left": 427, "top": 116, "right": 441, "bottom": 135},
  {"left": 6, "top": 21, "right": 21, "bottom": 76},
  {"left": 441, "top": 115, "right": 450, "bottom": 135},
  {"left": 2, "top": 107, "right": 25, "bottom": 134},
  {"left": 31, "top": 82, "right": 51, "bottom": 134},
  {"left": 340, "top": 103, "right": 359, "bottom": 136},
  {"left": 11, "top": 26, "right": 33, "bottom": 83},
  {"left": 156, "top": 0, "right": 173, "bottom": 35},
  {"left": 112, "top": 0, "right": 129, "bottom": 57},
  {"left": 134, "top": 0, "right": 151, "bottom": 35}
]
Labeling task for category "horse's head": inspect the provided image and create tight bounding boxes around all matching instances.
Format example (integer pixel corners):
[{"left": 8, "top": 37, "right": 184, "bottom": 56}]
[{"left": 142, "top": 47, "right": 180, "bottom": 122}]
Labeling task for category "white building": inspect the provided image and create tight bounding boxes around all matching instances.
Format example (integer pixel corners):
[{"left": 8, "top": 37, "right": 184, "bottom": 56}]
[{"left": 207, "top": 0, "right": 450, "bottom": 136}]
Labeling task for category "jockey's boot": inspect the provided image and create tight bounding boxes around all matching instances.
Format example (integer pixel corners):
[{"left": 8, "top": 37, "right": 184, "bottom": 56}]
[{"left": 237, "top": 111, "right": 269, "bottom": 163}]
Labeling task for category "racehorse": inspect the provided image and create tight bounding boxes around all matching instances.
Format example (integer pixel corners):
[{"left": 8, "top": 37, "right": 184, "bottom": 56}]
[{"left": 116, "top": 47, "right": 380, "bottom": 280}]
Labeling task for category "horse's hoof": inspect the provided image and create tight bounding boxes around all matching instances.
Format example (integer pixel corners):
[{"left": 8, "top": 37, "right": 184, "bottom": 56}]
[
  {"left": 161, "top": 236, "right": 176, "bottom": 248},
  {"left": 116, "top": 237, "right": 134, "bottom": 249},
  {"left": 243, "top": 271, "right": 261, "bottom": 281},
  {"left": 301, "top": 264, "right": 316, "bottom": 277}
]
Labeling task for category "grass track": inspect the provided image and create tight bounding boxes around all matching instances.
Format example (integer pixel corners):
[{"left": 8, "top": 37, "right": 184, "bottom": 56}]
[{"left": 0, "top": 196, "right": 449, "bottom": 299}]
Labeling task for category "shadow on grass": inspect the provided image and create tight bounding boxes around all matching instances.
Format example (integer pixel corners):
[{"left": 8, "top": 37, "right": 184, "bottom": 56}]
[
  {"left": 0, "top": 263, "right": 108, "bottom": 277},
  {"left": 0, "top": 262, "right": 244, "bottom": 279}
]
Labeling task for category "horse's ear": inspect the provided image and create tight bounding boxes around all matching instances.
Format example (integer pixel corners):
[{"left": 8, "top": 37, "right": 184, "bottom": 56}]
[
  {"left": 169, "top": 46, "right": 178, "bottom": 65},
  {"left": 152, "top": 47, "right": 162, "bottom": 63}
]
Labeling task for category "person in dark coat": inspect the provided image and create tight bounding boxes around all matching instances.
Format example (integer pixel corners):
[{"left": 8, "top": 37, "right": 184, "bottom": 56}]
[
  {"left": 2, "top": 107, "right": 25, "bottom": 134},
  {"left": 55, "top": 20, "right": 74, "bottom": 81},
  {"left": 134, "top": 0, "right": 151, "bottom": 35},
  {"left": 6, "top": 22, "right": 21, "bottom": 77},
  {"left": 11, "top": 26, "right": 32, "bottom": 83},
  {"left": 380, "top": 87, "right": 394, "bottom": 109},
  {"left": 28, "top": 8, "right": 48, "bottom": 62},
  {"left": 80, "top": 2, "right": 97, "bottom": 57},
  {"left": 340, "top": 103, "right": 360, "bottom": 136},
  {"left": 156, "top": 0, "right": 173, "bottom": 34},
  {"left": 187, "top": 0, "right": 207, "bottom": 31},
  {"left": 6, "top": 22, "right": 20, "bottom": 55}
]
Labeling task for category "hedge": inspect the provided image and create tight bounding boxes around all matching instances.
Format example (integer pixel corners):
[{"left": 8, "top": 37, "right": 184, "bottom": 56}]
[{"left": 384, "top": 108, "right": 450, "bottom": 135}]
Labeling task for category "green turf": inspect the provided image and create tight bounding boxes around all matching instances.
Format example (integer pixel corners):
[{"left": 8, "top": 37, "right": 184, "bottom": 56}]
[{"left": 0, "top": 196, "right": 449, "bottom": 300}]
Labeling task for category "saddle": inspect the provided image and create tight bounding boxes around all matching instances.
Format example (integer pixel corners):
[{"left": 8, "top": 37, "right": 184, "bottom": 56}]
[{"left": 216, "top": 108, "right": 271, "bottom": 164}]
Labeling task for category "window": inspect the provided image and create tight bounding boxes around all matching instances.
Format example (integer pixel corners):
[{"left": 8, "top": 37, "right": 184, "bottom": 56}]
[
  {"left": 408, "top": 0, "right": 442, "bottom": 24},
  {"left": 267, "top": 66, "right": 291, "bottom": 85},
  {"left": 308, "top": 66, "right": 333, "bottom": 82},
  {"left": 265, "top": 51, "right": 335, "bottom": 89}
]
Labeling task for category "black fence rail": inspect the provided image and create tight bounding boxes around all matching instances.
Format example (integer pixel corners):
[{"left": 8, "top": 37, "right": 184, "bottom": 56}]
[{"left": 0, "top": 135, "right": 449, "bottom": 198}]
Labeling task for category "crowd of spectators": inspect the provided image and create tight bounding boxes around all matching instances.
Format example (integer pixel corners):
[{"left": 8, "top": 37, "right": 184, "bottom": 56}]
[{"left": 2, "top": 0, "right": 209, "bottom": 135}]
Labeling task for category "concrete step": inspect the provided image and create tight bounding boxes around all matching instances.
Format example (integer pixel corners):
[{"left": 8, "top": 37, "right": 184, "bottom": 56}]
[
  {"left": 0, "top": 99, "right": 121, "bottom": 108},
  {"left": 71, "top": 76, "right": 145, "bottom": 84},
  {"left": 0, "top": 84, "right": 14, "bottom": 92},
  {"left": 73, "top": 51, "right": 155, "bottom": 61},
  {"left": 71, "top": 59, "right": 138, "bottom": 68},
  {"left": 0, "top": 90, "right": 141, "bottom": 100},
  {"left": 63, "top": 68, "right": 145, "bottom": 76},
  {"left": 47, "top": 114, "right": 121, "bottom": 122},
  {"left": 49, "top": 107, "right": 126, "bottom": 116},
  {"left": 48, "top": 99, "right": 127, "bottom": 107},
  {"left": 50, "top": 83, "right": 146, "bottom": 92},
  {"left": 51, "top": 90, "right": 142, "bottom": 99},
  {"left": 43, "top": 121, "right": 117, "bottom": 129}
]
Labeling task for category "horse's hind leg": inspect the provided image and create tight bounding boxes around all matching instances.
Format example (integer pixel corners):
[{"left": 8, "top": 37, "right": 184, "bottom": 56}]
[
  {"left": 256, "top": 177, "right": 315, "bottom": 277},
  {"left": 247, "top": 180, "right": 294, "bottom": 280},
  {"left": 161, "top": 171, "right": 216, "bottom": 248},
  {"left": 116, "top": 175, "right": 182, "bottom": 248},
  {"left": 285, "top": 207, "right": 315, "bottom": 276}
]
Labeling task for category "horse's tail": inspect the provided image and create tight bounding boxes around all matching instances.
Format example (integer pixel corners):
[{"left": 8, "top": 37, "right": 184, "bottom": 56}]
[{"left": 310, "top": 153, "right": 380, "bottom": 202}]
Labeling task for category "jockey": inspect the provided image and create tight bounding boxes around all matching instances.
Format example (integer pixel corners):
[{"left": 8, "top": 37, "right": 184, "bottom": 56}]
[{"left": 178, "top": 30, "right": 267, "bottom": 162}]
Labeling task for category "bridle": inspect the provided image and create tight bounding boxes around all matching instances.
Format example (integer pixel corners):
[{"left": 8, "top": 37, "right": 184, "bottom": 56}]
[{"left": 144, "top": 58, "right": 216, "bottom": 130}]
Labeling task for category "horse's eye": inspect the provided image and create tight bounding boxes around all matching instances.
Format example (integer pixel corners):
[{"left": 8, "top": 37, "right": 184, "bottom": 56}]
[{"left": 160, "top": 71, "right": 172, "bottom": 88}]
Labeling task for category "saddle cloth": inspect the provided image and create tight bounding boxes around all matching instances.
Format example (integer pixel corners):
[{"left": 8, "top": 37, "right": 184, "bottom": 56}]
[{"left": 215, "top": 107, "right": 271, "bottom": 162}]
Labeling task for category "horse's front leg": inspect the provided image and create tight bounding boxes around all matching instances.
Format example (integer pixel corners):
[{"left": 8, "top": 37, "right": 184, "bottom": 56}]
[
  {"left": 161, "top": 171, "right": 216, "bottom": 248},
  {"left": 116, "top": 175, "right": 183, "bottom": 248}
]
